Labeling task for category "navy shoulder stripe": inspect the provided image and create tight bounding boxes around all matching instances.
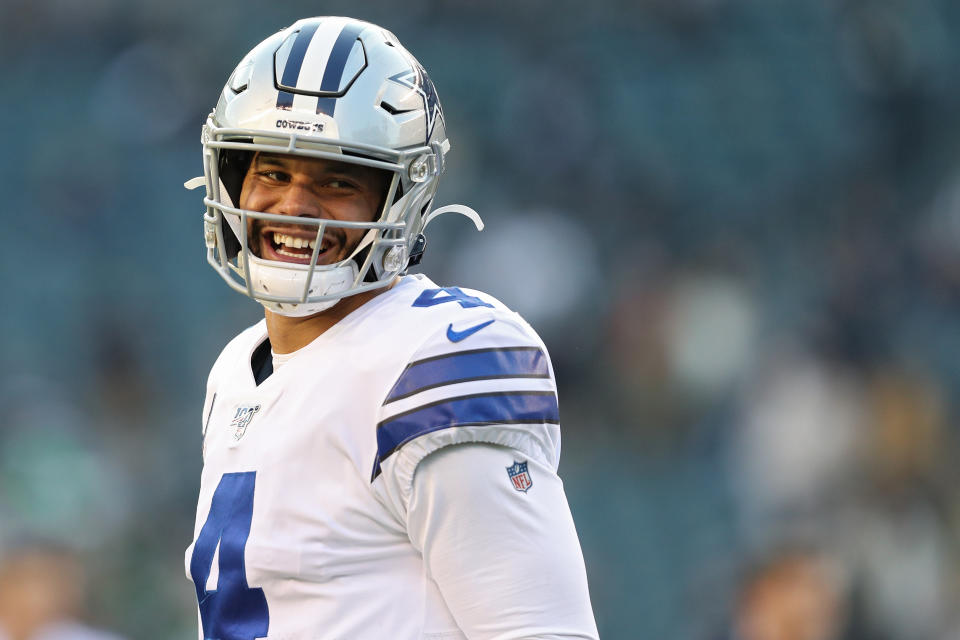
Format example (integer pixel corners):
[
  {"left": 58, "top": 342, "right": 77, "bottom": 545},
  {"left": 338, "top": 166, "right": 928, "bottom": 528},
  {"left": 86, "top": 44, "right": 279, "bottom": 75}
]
[
  {"left": 385, "top": 346, "right": 548, "bottom": 404},
  {"left": 370, "top": 390, "right": 558, "bottom": 480}
]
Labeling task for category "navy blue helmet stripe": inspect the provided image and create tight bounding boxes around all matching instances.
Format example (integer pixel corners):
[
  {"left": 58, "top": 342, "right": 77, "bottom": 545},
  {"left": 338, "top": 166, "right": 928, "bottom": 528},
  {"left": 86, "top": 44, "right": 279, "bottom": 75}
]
[
  {"left": 276, "top": 23, "right": 320, "bottom": 109},
  {"left": 370, "top": 391, "right": 559, "bottom": 480},
  {"left": 384, "top": 347, "right": 549, "bottom": 404},
  {"left": 315, "top": 23, "right": 365, "bottom": 116}
]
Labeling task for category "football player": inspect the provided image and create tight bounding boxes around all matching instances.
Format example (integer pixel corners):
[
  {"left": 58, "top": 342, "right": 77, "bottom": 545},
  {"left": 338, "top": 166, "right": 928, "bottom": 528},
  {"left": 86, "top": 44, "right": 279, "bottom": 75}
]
[{"left": 185, "top": 16, "right": 598, "bottom": 640}]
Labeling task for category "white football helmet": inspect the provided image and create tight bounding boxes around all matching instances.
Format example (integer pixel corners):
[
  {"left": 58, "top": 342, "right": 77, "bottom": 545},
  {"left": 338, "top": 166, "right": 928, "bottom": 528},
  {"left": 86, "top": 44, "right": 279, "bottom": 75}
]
[{"left": 187, "top": 16, "right": 482, "bottom": 316}]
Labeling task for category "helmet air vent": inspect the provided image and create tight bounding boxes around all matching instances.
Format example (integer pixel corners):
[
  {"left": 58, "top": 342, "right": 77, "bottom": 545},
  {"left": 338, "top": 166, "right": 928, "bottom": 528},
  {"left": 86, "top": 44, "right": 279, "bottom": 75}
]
[
  {"left": 380, "top": 101, "right": 415, "bottom": 116},
  {"left": 228, "top": 60, "right": 253, "bottom": 95}
]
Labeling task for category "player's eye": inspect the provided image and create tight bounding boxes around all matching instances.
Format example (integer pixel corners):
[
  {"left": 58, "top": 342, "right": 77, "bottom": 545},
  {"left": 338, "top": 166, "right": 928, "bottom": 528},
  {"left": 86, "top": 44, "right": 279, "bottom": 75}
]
[
  {"left": 257, "top": 170, "right": 290, "bottom": 182},
  {"left": 325, "top": 178, "right": 356, "bottom": 189}
]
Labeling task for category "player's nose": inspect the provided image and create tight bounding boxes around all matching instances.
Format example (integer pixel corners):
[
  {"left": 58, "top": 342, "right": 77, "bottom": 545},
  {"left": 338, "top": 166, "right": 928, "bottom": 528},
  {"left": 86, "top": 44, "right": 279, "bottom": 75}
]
[{"left": 274, "top": 182, "right": 326, "bottom": 218}]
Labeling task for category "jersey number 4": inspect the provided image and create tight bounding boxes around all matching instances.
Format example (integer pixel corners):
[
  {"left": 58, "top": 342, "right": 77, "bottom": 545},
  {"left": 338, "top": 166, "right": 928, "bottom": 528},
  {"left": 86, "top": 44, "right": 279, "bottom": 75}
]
[{"left": 190, "top": 472, "right": 269, "bottom": 640}]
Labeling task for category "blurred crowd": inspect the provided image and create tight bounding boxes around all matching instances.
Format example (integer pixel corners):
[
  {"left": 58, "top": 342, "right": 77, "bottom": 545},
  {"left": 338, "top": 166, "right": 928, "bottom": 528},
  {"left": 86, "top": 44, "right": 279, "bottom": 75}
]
[
  {"left": 3, "top": 0, "right": 960, "bottom": 638},
  {"left": 0, "top": 542, "right": 122, "bottom": 640}
]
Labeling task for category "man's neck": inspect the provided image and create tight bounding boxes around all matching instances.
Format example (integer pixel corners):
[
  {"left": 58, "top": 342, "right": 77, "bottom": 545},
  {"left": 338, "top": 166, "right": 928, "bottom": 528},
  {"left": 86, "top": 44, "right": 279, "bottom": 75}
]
[{"left": 264, "top": 280, "right": 397, "bottom": 354}]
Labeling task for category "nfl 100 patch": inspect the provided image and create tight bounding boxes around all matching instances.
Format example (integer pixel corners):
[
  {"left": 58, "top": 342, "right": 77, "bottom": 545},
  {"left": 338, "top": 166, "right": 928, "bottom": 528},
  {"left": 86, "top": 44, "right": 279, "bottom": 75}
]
[
  {"left": 229, "top": 403, "right": 262, "bottom": 441},
  {"left": 506, "top": 460, "right": 533, "bottom": 493}
]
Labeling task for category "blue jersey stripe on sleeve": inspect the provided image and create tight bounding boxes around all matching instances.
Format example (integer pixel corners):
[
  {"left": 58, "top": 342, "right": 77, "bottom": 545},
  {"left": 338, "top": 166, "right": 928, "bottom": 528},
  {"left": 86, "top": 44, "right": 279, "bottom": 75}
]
[
  {"left": 370, "top": 391, "right": 559, "bottom": 480},
  {"left": 385, "top": 347, "right": 549, "bottom": 403}
]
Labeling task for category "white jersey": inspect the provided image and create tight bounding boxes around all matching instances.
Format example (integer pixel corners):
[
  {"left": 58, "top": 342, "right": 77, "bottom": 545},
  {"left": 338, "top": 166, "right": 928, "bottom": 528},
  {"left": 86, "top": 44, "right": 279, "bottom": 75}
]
[{"left": 186, "top": 274, "right": 598, "bottom": 640}]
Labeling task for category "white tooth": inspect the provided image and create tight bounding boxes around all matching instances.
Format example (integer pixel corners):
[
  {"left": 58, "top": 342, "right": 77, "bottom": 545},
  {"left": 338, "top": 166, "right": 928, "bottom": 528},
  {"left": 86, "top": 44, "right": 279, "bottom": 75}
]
[
  {"left": 296, "top": 237, "right": 306, "bottom": 249},
  {"left": 309, "top": 240, "right": 316, "bottom": 250},
  {"left": 274, "top": 232, "right": 282, "bottom": 245}
]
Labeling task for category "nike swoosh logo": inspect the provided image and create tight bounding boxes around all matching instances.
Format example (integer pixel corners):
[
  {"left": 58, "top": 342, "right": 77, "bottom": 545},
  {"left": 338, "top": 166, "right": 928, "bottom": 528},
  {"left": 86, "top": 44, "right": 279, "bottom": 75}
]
[{"left": 446, "top": 319, "right": 495, "bottom": 342}]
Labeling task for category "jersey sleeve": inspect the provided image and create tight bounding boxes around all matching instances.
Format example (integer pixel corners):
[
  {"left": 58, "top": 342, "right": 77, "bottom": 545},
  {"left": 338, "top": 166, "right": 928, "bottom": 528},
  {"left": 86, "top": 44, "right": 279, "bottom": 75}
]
[
  {"left": 372, "top": 311, "right": 562, "bottom": 521},
  {"left": 407, "top": 442, "right": 599, "bottom": 639}
]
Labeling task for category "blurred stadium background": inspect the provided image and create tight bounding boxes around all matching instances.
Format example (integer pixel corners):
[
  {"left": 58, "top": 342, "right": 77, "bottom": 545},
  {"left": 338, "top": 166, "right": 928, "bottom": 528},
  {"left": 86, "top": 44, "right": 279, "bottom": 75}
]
[{"left": 3, "top": 0, "right": 960, "bottom": 638}]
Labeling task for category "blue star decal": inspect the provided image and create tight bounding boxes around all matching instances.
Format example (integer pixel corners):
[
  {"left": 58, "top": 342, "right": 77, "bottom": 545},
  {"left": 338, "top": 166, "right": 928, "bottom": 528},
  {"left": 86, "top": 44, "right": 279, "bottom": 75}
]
[{"left": 388, "top": 64, "right": 443, "bottom": 143}]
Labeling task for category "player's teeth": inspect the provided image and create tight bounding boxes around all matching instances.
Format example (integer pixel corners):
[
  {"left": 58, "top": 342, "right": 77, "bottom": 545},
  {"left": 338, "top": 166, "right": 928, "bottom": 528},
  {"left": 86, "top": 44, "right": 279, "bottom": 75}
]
[
  {"left": 272, "top": 233, "right": 315, "bottom": 250},
  {"left": 270, "top": 232, "right": 329, "bottom": 253}
]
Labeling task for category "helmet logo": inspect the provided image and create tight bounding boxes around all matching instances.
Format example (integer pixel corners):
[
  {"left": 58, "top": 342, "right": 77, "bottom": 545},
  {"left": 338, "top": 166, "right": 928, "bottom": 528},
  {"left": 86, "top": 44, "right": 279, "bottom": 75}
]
[{"left": 388, "top": 65, "right": 443, "bottom": 142}]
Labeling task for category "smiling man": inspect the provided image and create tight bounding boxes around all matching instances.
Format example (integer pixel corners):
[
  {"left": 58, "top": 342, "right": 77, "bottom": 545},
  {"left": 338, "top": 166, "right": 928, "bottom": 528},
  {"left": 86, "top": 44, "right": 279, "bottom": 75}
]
[
  {"left": 186, "top": 16, "right": 598, "bottom": 640},
  {"left": 243, "top": 154, "right": 389, "bottom": 266}
]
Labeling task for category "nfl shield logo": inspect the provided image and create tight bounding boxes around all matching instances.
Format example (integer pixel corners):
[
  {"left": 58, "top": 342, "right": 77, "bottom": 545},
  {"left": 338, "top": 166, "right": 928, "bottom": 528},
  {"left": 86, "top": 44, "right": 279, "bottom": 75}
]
[
  {"left": 229, "top": 404, "right": 261, "bottom": 441},
  {"left": 506, "top": 460, "right": 533, "bottom": 493}
]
